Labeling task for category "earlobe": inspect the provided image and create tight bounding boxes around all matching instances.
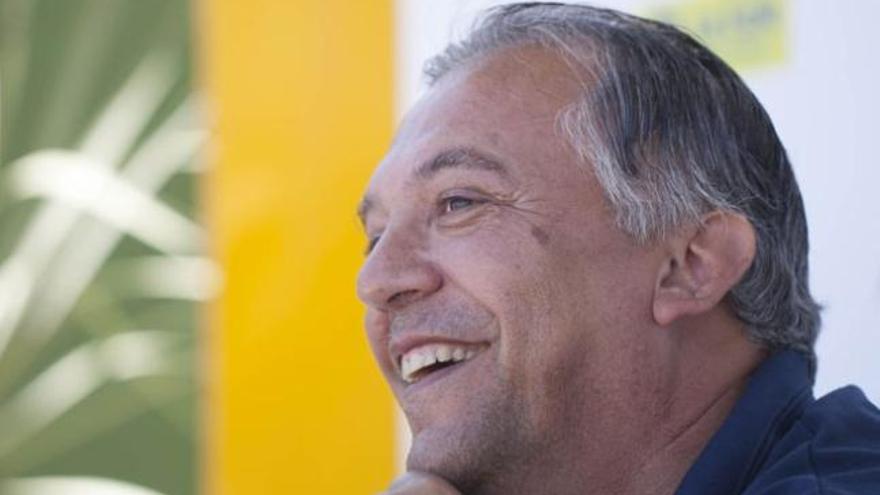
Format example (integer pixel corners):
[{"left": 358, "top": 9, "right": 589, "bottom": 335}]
[{"left": 652, "top": 211, "right": 756, "bottom": 327}]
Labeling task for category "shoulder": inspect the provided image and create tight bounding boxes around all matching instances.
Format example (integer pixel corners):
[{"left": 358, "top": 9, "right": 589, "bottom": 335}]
[{"left": 744, "top": 386, "right": 880, "bottom": 495}]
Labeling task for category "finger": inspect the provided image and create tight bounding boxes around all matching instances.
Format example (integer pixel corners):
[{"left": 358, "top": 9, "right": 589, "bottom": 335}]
[{"left": 384, "top": 471, "right": 461, "bottom": 495}]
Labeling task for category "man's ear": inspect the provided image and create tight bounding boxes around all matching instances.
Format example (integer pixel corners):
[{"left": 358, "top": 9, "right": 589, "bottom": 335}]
[{"left": 652, "top": 211, "right": 756, "bottom": 327}]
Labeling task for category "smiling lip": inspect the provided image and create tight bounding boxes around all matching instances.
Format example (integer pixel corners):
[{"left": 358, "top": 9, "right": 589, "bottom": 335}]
[{"left": 390, "top": 336, "right": 489, "bottom": 385}]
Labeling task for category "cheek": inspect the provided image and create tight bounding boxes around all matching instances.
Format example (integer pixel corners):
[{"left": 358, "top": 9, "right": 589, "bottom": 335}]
[
  {"left": 436, "top": 224, "right": 575, "bottom": 363},
  {"left": 435, "top": 213, "right": 550, "bottom": 282},
  {"left": 431, "top": 220, "right": 557, "bottom": 345}
]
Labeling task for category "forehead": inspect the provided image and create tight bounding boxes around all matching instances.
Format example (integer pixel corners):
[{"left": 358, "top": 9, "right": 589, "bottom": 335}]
[
  {"left": 361, "top": 47, "right": 586, "bottom": 215},
  {"left": 402, "top": 47, "right": 582, "bottom": 154}
]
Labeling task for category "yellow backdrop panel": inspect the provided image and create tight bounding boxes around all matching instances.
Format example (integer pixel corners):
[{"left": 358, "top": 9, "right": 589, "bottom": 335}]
[{"left": 200, "top": 1, "right": 395, "bottom": 493}]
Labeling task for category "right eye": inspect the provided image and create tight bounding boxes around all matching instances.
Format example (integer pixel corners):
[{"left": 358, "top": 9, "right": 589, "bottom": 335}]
[{"left": 442, "top": 195, "right": 477, "bottom": 213}]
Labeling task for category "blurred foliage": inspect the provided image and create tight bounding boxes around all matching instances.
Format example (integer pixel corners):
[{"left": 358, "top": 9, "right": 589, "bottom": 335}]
[{"left": 0, "top": 0, "right": 204, "bottom": 494}]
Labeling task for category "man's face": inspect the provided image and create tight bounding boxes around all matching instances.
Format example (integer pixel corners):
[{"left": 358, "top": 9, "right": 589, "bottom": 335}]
[{"left": 357, "top": 49, "right": 666, "bottom": 491}]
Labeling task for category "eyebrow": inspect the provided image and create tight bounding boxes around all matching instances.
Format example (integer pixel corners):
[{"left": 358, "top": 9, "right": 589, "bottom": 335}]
[
  {"left": 415, "top": 147, "right": 508, "bottom": 179},
  {"left": 357, "top": 147, "right": 509, "bottom": 226}
]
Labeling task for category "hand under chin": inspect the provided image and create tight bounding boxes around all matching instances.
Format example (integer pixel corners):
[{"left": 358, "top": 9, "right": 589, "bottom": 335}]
[{"left": 381, "top": 471, "right": 462, "bottom": 495}]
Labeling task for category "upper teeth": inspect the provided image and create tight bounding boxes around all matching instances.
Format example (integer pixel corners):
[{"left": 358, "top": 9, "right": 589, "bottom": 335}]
[{"left": 400, "top": 343, "right": 477, "bottom": 383}]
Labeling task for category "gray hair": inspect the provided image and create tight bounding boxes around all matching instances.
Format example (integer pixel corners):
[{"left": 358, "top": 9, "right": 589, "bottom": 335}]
[{"left": 425, "top": 3, "right": 821, "bottom": 365}]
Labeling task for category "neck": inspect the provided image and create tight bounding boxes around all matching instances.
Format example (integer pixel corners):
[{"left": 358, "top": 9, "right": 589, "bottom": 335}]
[
  {"left": 622, "top": 373, "right": 750, "bottom": 494},
  {"left": 623, "top": 313, "right": 767, "bottom": 495}
]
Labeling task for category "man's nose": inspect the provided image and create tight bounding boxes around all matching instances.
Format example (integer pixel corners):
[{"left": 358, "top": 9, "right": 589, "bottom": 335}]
[{"left": 356, "top": 226, "right": 443, "bottom": 311}]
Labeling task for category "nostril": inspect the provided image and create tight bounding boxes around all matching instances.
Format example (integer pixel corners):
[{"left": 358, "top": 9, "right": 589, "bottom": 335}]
[{"left": 388, "top": 289, "right": 421, "bottom": 307}]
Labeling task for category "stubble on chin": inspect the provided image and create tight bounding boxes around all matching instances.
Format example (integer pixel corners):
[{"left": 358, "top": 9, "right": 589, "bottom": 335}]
[{"left": 404, "top": 390, "right": 535, "bottom": 495}]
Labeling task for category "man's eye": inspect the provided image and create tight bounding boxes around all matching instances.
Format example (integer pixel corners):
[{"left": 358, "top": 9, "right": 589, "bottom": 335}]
[{"left": 442, "top": 196, "right": 479, "bottom": 213}]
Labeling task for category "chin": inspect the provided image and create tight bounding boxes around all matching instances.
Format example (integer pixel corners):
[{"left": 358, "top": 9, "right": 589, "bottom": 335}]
[
  {"left": 407, "top": 435, "right": 484, "bottom": 494},
  {"left": 405, "top": 412, "right": 528, "bottom": 494}
]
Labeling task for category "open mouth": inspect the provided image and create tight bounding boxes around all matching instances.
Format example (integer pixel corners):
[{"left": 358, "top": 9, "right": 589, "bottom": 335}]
[{"left": 398, "top": 342, "right": 485, "bottom": 384}]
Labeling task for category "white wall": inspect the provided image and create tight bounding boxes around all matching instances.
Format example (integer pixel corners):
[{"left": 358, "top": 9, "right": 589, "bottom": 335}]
[{"left": 394, "top": 0, "right": 880, "bottom": 436}]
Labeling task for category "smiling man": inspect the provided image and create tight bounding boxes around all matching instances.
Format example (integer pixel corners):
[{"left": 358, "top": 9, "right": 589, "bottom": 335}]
[{"left": 356, "top": 4, "right": 880, "bottom": 495}]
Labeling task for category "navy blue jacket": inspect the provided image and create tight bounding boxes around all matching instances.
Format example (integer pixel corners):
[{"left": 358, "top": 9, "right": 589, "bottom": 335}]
[{"left": 675, "top": 351, "right": 880, "bottom": 494}]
